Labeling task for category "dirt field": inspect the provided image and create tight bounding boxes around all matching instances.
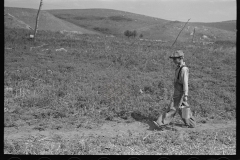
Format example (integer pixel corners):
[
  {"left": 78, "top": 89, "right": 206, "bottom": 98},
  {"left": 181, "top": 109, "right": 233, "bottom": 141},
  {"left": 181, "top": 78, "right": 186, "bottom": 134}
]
[{"left": 5, "top": 119, "right": 236, "bottom": 140}]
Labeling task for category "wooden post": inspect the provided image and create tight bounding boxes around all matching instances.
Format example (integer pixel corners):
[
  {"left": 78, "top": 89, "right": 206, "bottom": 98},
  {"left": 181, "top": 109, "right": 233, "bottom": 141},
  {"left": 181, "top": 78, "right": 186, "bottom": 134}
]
[
  {"left": 192, "top": 27, "right": 195, "bottom": 43},
  {"left": 33, "top": 0, "right": 43, "bottom": 41}
]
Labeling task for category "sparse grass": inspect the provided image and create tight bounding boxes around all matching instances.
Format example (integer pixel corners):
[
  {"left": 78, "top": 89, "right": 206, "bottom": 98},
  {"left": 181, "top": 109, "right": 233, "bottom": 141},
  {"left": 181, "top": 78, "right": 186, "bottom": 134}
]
[
  {"left": 4, "top": 127, "right": 236, "bottom": 155},
  {"left": 4, "top": 27, "right": 236, "bottom": 155}
]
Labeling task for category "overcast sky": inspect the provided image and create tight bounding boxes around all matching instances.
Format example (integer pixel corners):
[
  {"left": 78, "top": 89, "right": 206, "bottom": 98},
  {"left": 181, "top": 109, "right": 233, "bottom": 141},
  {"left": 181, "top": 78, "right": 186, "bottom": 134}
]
[{"left": 4, "top": 0, "right": 236, "bottom": 22}]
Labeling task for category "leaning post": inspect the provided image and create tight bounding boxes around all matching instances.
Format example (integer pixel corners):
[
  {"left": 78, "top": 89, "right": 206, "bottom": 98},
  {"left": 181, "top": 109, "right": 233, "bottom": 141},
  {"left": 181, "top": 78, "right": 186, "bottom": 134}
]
[
  {"left": 172, "top": 18, "right": 191, "bottom": 47},
  {"left": 33, "top": 0, "right": 43, "bottom": 41}
]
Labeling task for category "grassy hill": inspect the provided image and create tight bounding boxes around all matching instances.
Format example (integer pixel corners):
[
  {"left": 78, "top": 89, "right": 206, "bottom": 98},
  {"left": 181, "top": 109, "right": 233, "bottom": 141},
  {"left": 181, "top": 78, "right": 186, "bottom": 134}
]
[
  {"left": 5, "top": 12, "right": 33, "bottom": 30},
  {"left": 4, "top": 27, "right": 236, "bottom": 127},
  {"left": 47, "top": 8, "right": 168, "bottom": 36},
  {"left": 4, "top": 7, "right": 99, "bottom": 34},
  {"left": 141, "top": 20, "right": 237, "bottom": 42},
  {"left": 192, "top": 20, "right": 236, "bottom": 32},
  {"left": 4, "top": 6, "right": 236, "bottom": 156},
  {"left": 4, "top": 27, "right": 236, "bottom": 154},
  {"left": 48, "top": 8, "right": 236, "bottom": 42},
  {"left": 5, "top": 7, "right": 236, "bottom": 42}
]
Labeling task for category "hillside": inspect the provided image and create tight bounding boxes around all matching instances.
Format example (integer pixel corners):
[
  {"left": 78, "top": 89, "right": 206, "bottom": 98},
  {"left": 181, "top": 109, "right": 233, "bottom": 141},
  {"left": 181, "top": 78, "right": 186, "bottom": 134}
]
[
  {"left": 4, "top": 7, "right": 99, "bottom": 34},
  {"left": 4, "top": 7, "right": 236, "bottom": 42},
  {"left": 139, "top": 21, "right": 236, "bottom": 42},
  {"left": 47, "top": 8, "right": 168, "bottom": 36},
  {"left": 48, "top": 8, "right": 236, "bottom": 42},
  {"left": 4, "top": 27, "right": 236, "bottom": 155},
  {"left": 4, "top": 12, "right": 33, "bottom": 30},
  {"left": 192, "top": 20, "right": 236, "bottom": 32}
]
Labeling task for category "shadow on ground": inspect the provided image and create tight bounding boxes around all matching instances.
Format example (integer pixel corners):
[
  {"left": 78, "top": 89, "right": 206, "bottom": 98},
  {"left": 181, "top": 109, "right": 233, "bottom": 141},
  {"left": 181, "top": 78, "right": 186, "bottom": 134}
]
[{"left": 130, "top": 112, "right": 178, "bottom": 131}]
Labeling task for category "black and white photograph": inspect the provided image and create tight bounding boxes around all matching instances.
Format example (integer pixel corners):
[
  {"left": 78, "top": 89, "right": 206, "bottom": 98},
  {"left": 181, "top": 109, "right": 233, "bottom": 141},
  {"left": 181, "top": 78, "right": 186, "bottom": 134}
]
[{"left": 4, "top": 0, "right": 236, "bottom": 157}]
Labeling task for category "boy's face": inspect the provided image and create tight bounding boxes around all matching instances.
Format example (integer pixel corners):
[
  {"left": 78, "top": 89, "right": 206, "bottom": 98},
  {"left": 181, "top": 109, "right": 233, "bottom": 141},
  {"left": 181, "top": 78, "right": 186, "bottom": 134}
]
[{"left": 172, "top": 57, "right": 181, "bottom": 65}]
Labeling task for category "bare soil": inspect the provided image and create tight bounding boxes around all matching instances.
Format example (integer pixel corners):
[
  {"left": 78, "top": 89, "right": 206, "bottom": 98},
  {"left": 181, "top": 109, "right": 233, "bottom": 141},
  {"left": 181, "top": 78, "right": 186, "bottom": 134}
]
[{"left": 4, "top": 118, "right": 236, "bottom": 141}]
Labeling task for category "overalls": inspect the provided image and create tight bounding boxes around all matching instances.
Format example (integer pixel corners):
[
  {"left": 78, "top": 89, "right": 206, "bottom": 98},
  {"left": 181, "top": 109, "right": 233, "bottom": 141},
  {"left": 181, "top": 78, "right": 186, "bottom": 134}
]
[{"left": 156, "top": 64, "right": 196, "bottom": 128}]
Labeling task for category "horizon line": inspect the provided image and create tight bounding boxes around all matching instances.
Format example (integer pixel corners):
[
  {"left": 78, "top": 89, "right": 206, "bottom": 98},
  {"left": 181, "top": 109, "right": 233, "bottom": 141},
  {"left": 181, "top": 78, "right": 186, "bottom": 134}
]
[{"left": 4, "top": 6, "right": 236, "bottom": 23}]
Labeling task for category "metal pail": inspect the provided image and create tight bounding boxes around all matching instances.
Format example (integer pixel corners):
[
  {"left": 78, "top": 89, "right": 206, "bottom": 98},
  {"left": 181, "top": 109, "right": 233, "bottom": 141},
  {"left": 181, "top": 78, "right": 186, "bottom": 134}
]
[{"left": 181, "top": 106, "right": 190, "bottom": 119}]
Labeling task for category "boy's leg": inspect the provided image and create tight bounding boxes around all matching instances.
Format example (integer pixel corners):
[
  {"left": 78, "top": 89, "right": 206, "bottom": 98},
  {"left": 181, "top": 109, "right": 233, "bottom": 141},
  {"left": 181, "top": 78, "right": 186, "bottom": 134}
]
[
  {"left": 155, "top": 109, "right": 176, "bottom": 126},
  {"left": 155, "top": 99, "right": 178, "bottom": 126}
]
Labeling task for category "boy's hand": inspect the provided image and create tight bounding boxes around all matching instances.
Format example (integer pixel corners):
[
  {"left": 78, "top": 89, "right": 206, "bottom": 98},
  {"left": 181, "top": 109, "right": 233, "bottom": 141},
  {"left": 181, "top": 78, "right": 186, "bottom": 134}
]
[{"left": 183, "top": 95, "right": 188, "bottom": 102}]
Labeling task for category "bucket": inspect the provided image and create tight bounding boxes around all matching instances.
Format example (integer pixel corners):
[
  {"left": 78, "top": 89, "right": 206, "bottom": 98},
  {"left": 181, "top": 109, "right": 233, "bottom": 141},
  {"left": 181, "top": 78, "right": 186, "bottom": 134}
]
[{"left": 181, "top": 106, "right": 191, "bottom": 119}]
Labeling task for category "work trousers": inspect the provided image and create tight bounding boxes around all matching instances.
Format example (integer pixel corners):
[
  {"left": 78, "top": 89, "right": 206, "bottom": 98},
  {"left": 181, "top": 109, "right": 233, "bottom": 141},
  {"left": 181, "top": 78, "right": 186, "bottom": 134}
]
[{"left": 156, "top": 96, "right": 196, "bottom": 128}]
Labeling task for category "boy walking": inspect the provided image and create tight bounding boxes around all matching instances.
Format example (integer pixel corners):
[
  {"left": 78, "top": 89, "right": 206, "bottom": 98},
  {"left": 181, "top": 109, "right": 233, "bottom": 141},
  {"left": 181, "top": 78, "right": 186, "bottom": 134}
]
[{"left": 154, "top": 50, "right": 196, "bottom": 128}]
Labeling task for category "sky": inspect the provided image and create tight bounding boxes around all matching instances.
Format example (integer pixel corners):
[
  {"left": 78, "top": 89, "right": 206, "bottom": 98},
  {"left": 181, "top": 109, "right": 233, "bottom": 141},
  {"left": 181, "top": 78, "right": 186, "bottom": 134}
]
[{"left": 4, "top": 0, "right": 236, "bottom": 22}]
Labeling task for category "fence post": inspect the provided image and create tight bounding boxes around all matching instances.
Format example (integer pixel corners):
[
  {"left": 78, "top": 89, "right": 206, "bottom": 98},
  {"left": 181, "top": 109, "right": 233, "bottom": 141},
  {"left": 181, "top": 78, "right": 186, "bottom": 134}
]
[{"left": 33, "top": 0, "right": 43, "bottom": 41}]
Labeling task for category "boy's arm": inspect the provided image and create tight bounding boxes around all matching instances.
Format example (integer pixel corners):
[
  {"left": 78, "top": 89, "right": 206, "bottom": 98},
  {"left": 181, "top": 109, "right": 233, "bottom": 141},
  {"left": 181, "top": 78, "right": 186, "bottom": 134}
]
[{"left": 182, "top": 67, "right": 189, "bottom": 97}]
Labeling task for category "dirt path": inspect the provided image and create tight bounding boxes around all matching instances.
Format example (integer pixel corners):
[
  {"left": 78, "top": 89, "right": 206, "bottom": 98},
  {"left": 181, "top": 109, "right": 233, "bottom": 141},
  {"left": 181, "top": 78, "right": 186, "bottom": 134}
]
[{"left": 4, "top": 119, "right": 236, "bottom": 141}]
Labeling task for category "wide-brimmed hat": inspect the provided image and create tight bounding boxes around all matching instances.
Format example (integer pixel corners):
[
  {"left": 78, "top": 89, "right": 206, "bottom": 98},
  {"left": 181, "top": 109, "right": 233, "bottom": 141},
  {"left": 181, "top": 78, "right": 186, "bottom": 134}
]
[{"left": 169, "top": 50, "right": 184, "bottom": 59}]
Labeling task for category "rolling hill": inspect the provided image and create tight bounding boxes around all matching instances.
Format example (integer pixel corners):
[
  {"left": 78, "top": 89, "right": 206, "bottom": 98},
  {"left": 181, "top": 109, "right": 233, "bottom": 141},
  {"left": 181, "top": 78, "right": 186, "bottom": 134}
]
[
  {"left": 192, "top": 20, "right": 236, "bottom": 32},
  {"left": 47, "top": 8, "right": 236, "bottom": 42},
  {"left": 138, "top": 20, "right": 236, "bottom": 42},
  {"left": 4, "top": 7, "right": 99, "bottom": 34},
  {"left": 47, "top": 8, "right": 169, "bottom": 35},
  {"left": 4, "top": 7, "right": 236, "bottom": 42}
]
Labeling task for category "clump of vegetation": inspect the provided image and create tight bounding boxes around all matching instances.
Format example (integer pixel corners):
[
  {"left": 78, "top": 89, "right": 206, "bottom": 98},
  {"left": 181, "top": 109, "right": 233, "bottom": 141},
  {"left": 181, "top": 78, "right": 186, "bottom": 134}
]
[{"left": 124, "top": 30, "right": 137, "bottom": 38}]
